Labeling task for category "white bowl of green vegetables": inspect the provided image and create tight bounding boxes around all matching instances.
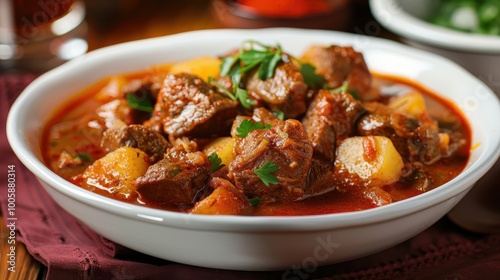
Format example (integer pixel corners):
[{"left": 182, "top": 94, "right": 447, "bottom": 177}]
[{"left": 370, "top": 0, "right": 500, "bottom": 95}]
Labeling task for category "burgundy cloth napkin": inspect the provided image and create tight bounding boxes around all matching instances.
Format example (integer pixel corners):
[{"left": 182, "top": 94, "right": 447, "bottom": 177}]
[{"left": 1, "top": 74, "right": 500, "bottom": 280}]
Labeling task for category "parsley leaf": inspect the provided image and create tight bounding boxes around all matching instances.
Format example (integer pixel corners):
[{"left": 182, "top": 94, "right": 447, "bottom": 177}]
[
  {"left": 327, "top": 82, "right": 360, "bottom": 99},
  {"left": 236, "top": 119, "right": 272, "bottom": 138},
  {"left": 235, "top": 87, "right": 255, "bottom": 109},
  {"left": 348, "top": 89, "right": 359, "bottom": 100},
  {"left": 208, "top": 152, "right": 225, "bottom": 173},
  {"left": 240, "top": 50, "right": 270, "bottom": 69},
  {"left": 258, "top": 48, "right": 282, "bottom": 80},
  {"left": 254, "top": 161, "right": 280, "bottom": 187},
  {"left": 249, "top": 197, "right": 262, "bottom": 206},
  {"left": 330, "top": 82, "right": 350, "bottom": 94},
  {"left": 209, "top": 77, "right": 237, "bottom": 101},
  {"left": 300, "top": 63, "right": 325, "bottom": 89},
  {"left": 218, "top": 41, "right": 284, "bottom": 109},
  {"left": 74, "top": 153, "right": 92, "bottom": 162},
  {"left": 220, "top": 56, "right": 238, "bottom": 77},
  {"left": 126, "top": 94, "right": 154, "bottom": 113},
  {"left": 273, "top": 110, "right": 285, "bottom": 120}
]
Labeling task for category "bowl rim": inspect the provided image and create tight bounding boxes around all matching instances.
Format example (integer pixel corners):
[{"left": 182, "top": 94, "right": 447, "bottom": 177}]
[
  {"left": 369, "top": 0, "right": 500, "bottom": 54},
  {"left": 6, "top": 28, "right": 500, "bottom": 232}
]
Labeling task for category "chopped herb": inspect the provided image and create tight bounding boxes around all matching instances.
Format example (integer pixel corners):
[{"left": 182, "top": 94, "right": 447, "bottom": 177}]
[
  {"left": 258, "top": 48, "right": 282, "bottom": 80},
  {"left": 249, "top": 197, "right": 262, "bottom": 206},
  {"left": 169, "top": 165, "right": 181, "bottom": 178},
  {"left": 330, "top": 82, "right": 350, "bottom": 94},
  {"left": 235, "top": 87, "right": 255, "bottom": 109},
  {"left": 219, "top": 40, "right": 284, "bottom": 109},
  {"left": 236, "top": 119, "right": 271, "bottom": 138},
  {"left": 74, "top": 153, "right": 92, "bottom": 162},
  {"left": 300, "top": 63, "right": 325, "bottom": 89},
  {"left": 210, "top": 71, "right": 255, "bottom": 109},
  {"left": 210, "top": 78, "right": 237, "bottom": 101},
  {"left": 348, "top": 89, "right": 360, "bottom": 100},
  {"left": 273, "top": 110, "right": 285, "bottom": 120},
  {"left": 254, "top": 161, "right": 280, "bottom": 187},
  {"left": 208, "top": 152, "right": 225, "bottom": 173},
  {"left": 327, "top": 82, "right": 360, "bottom": 99},
  {"left": 126, "top": 94, "right": 154, "bottom": 113},
  {"left": 220, "top": 56, "right": 238, "bottom": 77}
]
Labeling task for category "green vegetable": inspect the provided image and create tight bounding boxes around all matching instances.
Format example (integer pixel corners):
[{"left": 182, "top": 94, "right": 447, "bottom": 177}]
[
  {"left": 219, "top": 40, "right": 284, "bottom": 109},
  {"left": 329, "top": 82, "right": 350, "bottom": 94},
  {"left": 300, "top": 63, "right": 325, "bottom": 88},
  {"left": 249, "top": 197, "right": 262, "bottom": 206},
  {"left": 126, "top": 94, "right": 154, "bottom": 113},
  {"left": 327, "top": 82, "right": 359, "bottom": 99},
  {"left": 254, "top": 161, "right": 280, "bottom": 187},
  {"left": 234, "top": 87, "right": 254, "bottom": 109},
  {"left": 209, "top": 75, "right": 254, "bottom": 109},
  {"left": 208, "top": 152, "right": 225, "bottom": 173},
  {"left": 74, "top": 153, "right": 92, "bottom": 162},
  {"left": 430, "top": 0, "right": 500, "bottom": 35},
  {"left": 273, "top": 110, "right": 285, "bottom": 120},
  {"left": 236, "top": 119, "right": 272, "bottom": 138}
]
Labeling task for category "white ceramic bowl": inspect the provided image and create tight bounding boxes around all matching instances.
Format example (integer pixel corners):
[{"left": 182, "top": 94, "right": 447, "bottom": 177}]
[
  {"left": 7, "top": 28, "right": 500, "bottom": 271},
  {"left": 370, "top": 0, "right": 500, "bottom": 95}
]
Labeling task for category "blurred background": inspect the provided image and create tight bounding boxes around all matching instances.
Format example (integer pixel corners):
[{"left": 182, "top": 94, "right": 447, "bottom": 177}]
[
  {"left": 1, "top": 0, "right": 499, "bottom": 88},
  {"left": 1, "top": 0, "right": 379, "bottom": 73}
]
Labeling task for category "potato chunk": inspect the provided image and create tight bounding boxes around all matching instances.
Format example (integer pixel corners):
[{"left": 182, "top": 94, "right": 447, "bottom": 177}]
[
  {"left": 81, "top": 146, "right": 150, "bottom": 200},
  {"left": 388, "top": 90, "right": 427, "bottom": 118},
  {"left": 203, "top": 137, "right": 235, "bottom": 166},
  {"left": 336, "top": 136, "right": 404, "bottom": 188},
  {"left": 94, "top": 76, "right": 127, "bottom": 102},
  {"left": 191, "top": 178, "right": 250, "bottom": 215},
  {"left": 168, "top": 56, "right": 221, "bottom": 81}
]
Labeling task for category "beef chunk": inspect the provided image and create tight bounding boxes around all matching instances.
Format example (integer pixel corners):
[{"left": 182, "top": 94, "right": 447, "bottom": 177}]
[
  {"left": 358, "top": 102, "right": 442, "bottom": 164},
  {"left": 100, "top": 124, "right": 170, "bottom": 163},
  {"left": 135, "top": 144, "right": 210, "bottom": 205},
  {"left": 151, "top": 73, "right": 238, "bottom": 138},
  {"left": 246, "top": 59, "right": 308, "bottom": 118},
  {"left": 228, "top": 115, "right": 313, "bottom": 202},
  {"left": 302, "top": 89, "right": 365, "bottom": 162},
  {"left": 122, "top": 74, "right": 164, "bottom": 102},
  {"left": 301, "top": 45, "right": 378, "bottom": 101},
  {"left": 304, "top": 159, "right": 336, "bottom": 198},
  {"left": 122, "top": 75, "right": 164, "bottom": 124},
  {"left": 251, "top": 107, "right": 280, "bottom": 124},
  {"left": 95, "top": 99, "right": 135, "bottom": 128}
]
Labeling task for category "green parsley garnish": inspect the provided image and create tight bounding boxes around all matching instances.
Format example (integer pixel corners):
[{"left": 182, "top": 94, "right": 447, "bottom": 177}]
[
  {"left": 254, "top": 161, "right": 280, "bottom": 187},
  {"left": 329, "top": 82, "right": 350, "bottom": 93},
  {"left": 219, "top": 40, "right": 284, "bottom": 109},
  {"left": 328, "top": 82, "right": 359, "bottom": 100},
  {"left": 249, "top": 197, "right": 262, "bottom": 206},
  {"left": 300, "top": 63, "right": 325, "bottom": 89},
  {"left": 126, "top": 94, "right": 154, "bottom": 113},
  {"left": 273, "top": 110, "right": 285, "bottom": 120},
  {"left": 236, "top": 119, "right": 271, "bottom": 138},
  {"left": 208, "top": 152, "right": 225, "bottom": 173},
  {"left": 209, "top": 75, "right": 255, "bottom": 109},
  {"left": 234, "top": 87, "right": 254, "bottom": 109},
  {"left": 348, "top": 89, "right": 359, "bottom": 100},
  {"left": 168, "top": 165, "right": 181, "bottom": 178},
  {"left": 74, "top": 153, "right": 92, "bottom": 162}
]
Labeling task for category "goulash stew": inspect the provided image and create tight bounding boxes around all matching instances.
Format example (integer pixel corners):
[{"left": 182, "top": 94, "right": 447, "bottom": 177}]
[{"left": 42, "top": 42, "right": 471, "bottom": 216}]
